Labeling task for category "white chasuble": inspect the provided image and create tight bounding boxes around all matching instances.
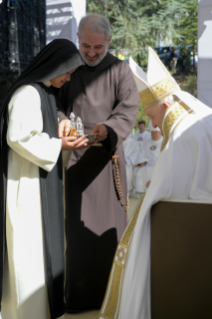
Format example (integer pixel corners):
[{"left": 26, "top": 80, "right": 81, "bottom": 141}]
[
  {"left": 99, "top": 101, "right": 212, "bottom": 319},
  {"left": 1, "top": 85, "right": 62, "bottom": 319},
  {"left": 133, "top": 137, "right": 163, "bottom": 193}
]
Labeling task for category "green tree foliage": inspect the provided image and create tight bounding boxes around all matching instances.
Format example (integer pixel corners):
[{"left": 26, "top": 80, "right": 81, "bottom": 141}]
[
  {"left": 174, "top": 0, "right": 197, "bottom": 47},
  {"left": 174, "top": 0, "right": 198, "bottom": 72},
  {"left": 136, "top": 100, "right": 150, "bottom": 129},
  {"left": 87, "top": 0, "right": 189, "bottom": 69},
  {"left": 181, "top": 75, "right": 197, "bottom": 97}
]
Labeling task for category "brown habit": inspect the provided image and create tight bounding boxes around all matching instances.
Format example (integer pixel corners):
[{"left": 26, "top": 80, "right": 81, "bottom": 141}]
[{"left": 57, "top": 53, "right": 138, "bottom": 312}]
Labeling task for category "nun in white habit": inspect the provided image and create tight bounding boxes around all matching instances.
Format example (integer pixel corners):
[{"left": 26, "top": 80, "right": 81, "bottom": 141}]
[{"left": 0, "top": 39, "right": 88, "bottom": 319}]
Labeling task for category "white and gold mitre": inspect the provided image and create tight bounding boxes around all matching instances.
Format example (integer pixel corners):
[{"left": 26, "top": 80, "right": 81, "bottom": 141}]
[{"left": 129, "top": 47, "right": 181, "bottom": 109}]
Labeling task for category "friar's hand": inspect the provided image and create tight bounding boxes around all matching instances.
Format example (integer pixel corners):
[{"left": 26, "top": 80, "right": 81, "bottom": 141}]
[
  {"left": 58, "top": 119, "right": 70, "bottom": 137},
  {"left": 61, "top": 136, "right": 89, "bottom": 150},
  {"left": 90, "top": 123, "right": 108, "bottom": 143}
]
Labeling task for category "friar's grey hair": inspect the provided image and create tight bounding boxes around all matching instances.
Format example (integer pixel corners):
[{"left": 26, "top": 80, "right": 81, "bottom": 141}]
[{"left": 78, "top": 13, "right": 111, "bottom": 40}]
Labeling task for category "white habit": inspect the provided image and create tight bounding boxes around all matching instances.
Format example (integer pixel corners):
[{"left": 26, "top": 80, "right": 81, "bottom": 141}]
[
  {"left": 1, "top": 85, "right": 64, "bottom": 319},
  {"left": 99, "top": 99, "right": 212, "bottom": 319},
  {"left": 123, "top": 135, "right": 142, "bottom": 192},
  {"left": 133, "top": 136, "right": 163, "bottom": 193}
]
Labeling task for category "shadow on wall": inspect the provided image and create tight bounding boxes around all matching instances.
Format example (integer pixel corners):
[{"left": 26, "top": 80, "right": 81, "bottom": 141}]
[{"left": 46, "top": 0, "right": 77, "bottom": 45}]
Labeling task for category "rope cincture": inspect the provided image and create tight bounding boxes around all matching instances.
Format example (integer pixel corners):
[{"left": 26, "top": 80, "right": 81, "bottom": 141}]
[{"left": 112, "top": 154, "right": 129, "bottom": 212}]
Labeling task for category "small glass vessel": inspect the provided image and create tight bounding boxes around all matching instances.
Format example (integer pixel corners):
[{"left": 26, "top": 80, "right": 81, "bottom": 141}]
[
  {"left": 76, "top": 117, "right": 84, "bottom": 136},
  {"left": 69, "top": 112, "right": 78, "bottom": 136}
]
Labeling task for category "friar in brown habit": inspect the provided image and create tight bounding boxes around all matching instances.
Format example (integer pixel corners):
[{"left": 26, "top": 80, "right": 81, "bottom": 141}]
[{"left": 57, "top": 14, "right": 139, "bottom": 313}]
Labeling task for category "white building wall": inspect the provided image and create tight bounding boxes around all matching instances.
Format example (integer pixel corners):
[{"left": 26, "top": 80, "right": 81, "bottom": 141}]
[
  {"left": 198, "top": 0, "right": 212, "bottom": 107},
  {"left": 46, "top": 0, "right": 86, "bottom": 45}
]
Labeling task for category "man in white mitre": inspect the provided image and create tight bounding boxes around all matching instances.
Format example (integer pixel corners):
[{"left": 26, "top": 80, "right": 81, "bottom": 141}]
[
  {"left": 123, "top": 135, "right": 142, "bottom": 196},
  {"left": 133, "top": 121, "right": 163, "bottom": 198},
  {"left": 131, "top": 120, "right": 151, "bottom": 149},
  {"left": 98, "top": 47, "right": 212, "bottom": 319}
]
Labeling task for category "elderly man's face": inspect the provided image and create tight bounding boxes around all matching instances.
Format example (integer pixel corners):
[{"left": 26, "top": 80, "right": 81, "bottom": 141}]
[
  {"left": 151, "top": 131, "right": 161, "bottom": 141},
  {"left": 78, "top": 27, "right": 111, "bottom": 66},
  {"left": 145, "top": 102, "right": 169, "bottom": 133}
]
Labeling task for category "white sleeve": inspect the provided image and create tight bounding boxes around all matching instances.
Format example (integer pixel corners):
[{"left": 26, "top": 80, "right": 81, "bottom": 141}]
[
  {"left": 7, "top": 85, "right": 62, "bottom": 172},
  {"left": 136, "top": 144, "right": 148, "bottom": 164},
  {"left": 129, "top": 142, "right": 143, "bottom": 165},
  {"left": 125, "top": 155, "right": 131, "bottom": 166},
  {"left": 131, "top": 134, "right": 137, "bottom": 141}
]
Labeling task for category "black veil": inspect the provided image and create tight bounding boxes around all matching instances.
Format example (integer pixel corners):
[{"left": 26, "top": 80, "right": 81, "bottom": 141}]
[
  {"left": 0, "top": 39, "right": 83, "bottom": 116},
  {"left": 0, "top": 38, "right": 84, "bottom": 310}
]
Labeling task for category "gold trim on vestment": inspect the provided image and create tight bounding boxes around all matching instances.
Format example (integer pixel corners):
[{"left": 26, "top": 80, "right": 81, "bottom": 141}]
[
  {"left": 161, "top": 101, "right": 193, "bottom": 152},
  {"left": 139, "top": 77, "right": 180, "bottom": 109},
  {"left": 99, "top": 100, "right": 193, "bottom": 319},
  {"left": 98, "top": 196, "right": 145, "bottom": 319}
]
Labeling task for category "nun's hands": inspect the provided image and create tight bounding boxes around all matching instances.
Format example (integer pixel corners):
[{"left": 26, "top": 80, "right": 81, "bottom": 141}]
[
  {"left": 61, "top": 136, "right": 89, "bottom": 150},
  {"left": 58, "top": 119, "right": 70, "bottom": 137}
]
